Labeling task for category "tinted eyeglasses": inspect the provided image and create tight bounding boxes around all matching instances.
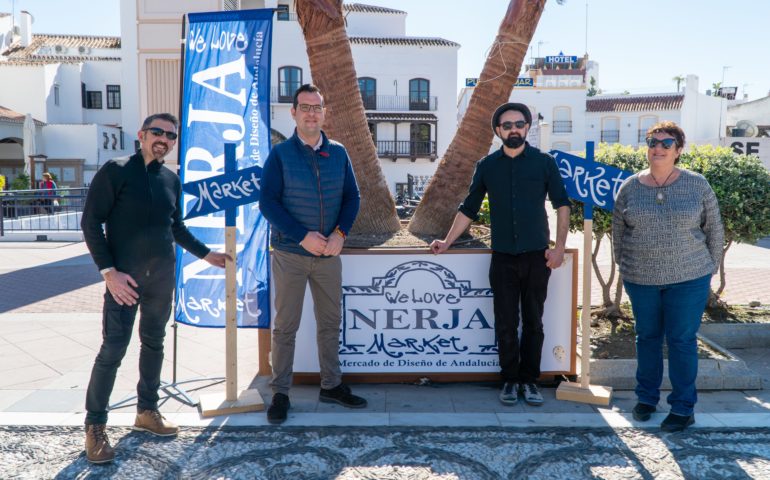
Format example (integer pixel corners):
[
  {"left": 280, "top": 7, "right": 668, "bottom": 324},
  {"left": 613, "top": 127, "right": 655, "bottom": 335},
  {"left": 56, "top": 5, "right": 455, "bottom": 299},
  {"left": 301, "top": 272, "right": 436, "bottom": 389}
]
[
  {"left": 646, "top": 137, "right": 677, "bottom": 149},
  {"left": 297, "top": 104, "right": 324, "bottom": 113},
  {"left": 499, "top": 120, "right": 528, "bottom": 131},
  {"left": 143, "top": 127, "right": 178, "bottom": 140}
]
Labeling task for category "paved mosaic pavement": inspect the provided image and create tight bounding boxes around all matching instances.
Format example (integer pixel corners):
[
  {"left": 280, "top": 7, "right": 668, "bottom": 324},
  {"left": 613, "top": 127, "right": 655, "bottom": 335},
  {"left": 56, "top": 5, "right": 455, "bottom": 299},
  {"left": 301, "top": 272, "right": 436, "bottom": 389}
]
[{"left": 3, "top": 425, "right": 770, "bottom": 479}]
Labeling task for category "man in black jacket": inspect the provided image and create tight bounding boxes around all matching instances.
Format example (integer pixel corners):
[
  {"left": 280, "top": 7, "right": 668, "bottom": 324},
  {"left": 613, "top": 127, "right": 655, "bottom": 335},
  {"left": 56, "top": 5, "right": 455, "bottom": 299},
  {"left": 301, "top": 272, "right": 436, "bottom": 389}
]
[{"left": 80, "top": 113, "right": 229, "bottom": 464}]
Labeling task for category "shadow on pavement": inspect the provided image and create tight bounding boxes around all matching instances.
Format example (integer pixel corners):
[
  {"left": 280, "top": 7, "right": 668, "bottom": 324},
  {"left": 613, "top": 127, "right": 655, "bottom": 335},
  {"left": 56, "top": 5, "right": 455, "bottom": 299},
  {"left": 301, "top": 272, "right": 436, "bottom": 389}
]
[{"left": 0, "top": 254, "right": 102, "bottom": 313}]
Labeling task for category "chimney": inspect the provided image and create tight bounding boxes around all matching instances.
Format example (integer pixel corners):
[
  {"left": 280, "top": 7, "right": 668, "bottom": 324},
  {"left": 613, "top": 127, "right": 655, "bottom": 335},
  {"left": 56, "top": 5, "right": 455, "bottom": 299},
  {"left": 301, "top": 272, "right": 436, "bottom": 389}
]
[
  {"left": 19, "top": 10, "right": 32, "bottom": 48},
  {"left": 685, "top": 74, "right": 698, "bottom": 93}
]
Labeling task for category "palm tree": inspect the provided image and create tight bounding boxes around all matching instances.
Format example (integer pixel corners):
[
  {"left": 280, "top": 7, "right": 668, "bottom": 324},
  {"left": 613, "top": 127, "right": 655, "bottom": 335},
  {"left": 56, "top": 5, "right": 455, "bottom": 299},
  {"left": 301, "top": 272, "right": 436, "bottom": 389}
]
[
  {"left": 295, "top": 0, "right": 400, "bottom": 234},
  {"left": 408, "top": 0, "right": 548, "bottom": 236},
  {"left": 672, "top": 75, "right": 685, "bottom": 92}
]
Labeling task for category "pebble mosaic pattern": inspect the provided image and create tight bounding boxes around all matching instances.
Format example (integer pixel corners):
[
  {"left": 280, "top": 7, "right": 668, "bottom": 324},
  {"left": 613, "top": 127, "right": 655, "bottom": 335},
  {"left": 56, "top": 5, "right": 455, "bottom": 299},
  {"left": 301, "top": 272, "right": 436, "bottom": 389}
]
[{"left": 2, "top": 426, "right": 770, "bottom": 479}]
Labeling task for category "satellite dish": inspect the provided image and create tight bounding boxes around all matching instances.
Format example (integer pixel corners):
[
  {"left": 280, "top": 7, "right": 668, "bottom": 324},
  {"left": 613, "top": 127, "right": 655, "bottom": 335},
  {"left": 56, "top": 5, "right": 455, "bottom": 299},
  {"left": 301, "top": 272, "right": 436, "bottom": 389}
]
[{"left": 736, "top": 120, "right": 758, "bottom": 137}]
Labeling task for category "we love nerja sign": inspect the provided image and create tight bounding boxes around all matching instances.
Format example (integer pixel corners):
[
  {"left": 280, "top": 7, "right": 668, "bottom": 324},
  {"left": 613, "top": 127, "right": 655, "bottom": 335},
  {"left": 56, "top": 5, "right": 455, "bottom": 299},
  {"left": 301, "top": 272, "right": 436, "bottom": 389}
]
[{"left": 287, "top": 251, "right": 577, "bottom": 378}]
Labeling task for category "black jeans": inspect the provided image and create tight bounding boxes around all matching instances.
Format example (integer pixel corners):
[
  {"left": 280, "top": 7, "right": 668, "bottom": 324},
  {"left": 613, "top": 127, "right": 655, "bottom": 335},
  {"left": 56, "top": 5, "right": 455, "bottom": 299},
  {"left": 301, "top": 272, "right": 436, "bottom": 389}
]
[
  {"left": 85, "top": 264, "right": 175, "bottom": 425},
  {"left": 489, "top": 250, "right": 551, "bottom": 383}
]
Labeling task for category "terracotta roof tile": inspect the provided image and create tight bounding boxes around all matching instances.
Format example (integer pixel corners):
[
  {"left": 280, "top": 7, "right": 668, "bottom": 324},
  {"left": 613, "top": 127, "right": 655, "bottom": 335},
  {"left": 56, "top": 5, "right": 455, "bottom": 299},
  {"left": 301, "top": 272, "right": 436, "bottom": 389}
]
[
  {"left": 586, "top": 94, "right": 684, "bottom": 112},
  {"left": 2, "top": 33, "right": 120, "bottom": 64},
  {"left": 0, "top": 106, "right": 45, "bottom": 126},
  {"left": 350, "top": 36, "right": 460, "bottom": 47},
  {"left": 344, "top": 3, "right": 406, "bottom": 14}
]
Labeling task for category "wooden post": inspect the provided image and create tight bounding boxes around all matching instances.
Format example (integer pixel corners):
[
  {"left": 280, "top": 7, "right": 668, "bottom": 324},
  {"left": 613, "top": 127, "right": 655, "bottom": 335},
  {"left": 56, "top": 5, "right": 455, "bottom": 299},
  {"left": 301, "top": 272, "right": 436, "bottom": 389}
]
[
  {"left": 556, "top": 142, "right": 613, "bottom": 405},
  {"left": 198, "top": 143, "right": 264, "bottom": 417}
]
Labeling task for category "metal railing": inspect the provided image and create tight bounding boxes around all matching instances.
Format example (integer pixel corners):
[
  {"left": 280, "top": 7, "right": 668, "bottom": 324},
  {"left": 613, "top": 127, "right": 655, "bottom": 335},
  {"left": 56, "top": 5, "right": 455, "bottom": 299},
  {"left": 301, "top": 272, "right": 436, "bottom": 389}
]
[
  {"left": 376, "top": 140, "right": 437, "bottom": 158},
  {"left": 0, "top": 187, "right": 88, "bottom": 235},
  {"left": 552, "top": 121, "right": 573, "bottom": 134},
  {"left": 600, "top": 130, "right": 620, "bottom": 143},
  {"left": 269, "top": 88, "right": 439, "bottom": 112}
]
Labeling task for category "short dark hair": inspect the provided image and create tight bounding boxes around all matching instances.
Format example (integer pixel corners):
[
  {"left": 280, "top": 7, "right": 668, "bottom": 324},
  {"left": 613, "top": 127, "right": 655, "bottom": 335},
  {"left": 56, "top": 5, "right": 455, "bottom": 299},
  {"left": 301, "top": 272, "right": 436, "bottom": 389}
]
[
  {"left": 292, "top": 84, "right": 323, "bottom": 109},
  {"left": 141, "top": 113, "right": 179, "bottom": 130},
  {"left": 646, "top": 121, "right": 686, "bottom": 163}
]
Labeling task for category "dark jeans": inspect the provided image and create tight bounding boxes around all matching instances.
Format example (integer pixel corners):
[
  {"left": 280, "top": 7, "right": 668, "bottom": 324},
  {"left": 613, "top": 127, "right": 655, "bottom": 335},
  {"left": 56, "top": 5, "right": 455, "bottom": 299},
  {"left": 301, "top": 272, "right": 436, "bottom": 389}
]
[
  {"left": 489, "top": 250, "right": 551, "bottom": 383},
  {"left": 85, "top": 264, "right": 175, "bottom": 425},
  {"left": 624, "top": 274, "right": 711, "bottom": 416}
]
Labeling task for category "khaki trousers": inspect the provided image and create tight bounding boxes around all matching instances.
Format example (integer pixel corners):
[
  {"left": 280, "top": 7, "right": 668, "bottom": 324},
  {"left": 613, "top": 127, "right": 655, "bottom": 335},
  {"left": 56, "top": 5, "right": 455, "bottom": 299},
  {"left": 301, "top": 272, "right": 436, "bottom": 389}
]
[{"left": 270, "top": 249, "right": 343, "bottom": 394}]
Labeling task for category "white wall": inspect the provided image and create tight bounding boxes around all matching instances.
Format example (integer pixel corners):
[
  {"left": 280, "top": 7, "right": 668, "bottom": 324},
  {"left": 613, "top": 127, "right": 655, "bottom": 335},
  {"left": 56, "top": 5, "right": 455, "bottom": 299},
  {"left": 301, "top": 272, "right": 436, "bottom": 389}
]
[
  {"left": 511, "top": 88, "right": 586, "bottom": 152},
  {"left": 81, "top": 61, "right": 123, "bottom": 125},
  {"left": 586, "top": 109, "right": 682, "bottom": 146},
  {"left": 727, "top": 96, "right": 770, "bottom": 127},
  {"left": 43, "top": 64, "right": 85, "bottom": 124},
  {"left": 346, "top": 11, "right": 406, "bottom": 37},
  {"left": 680, "top": 77, "right": 724, "bottom": 143},
  {"left": 0, "top": 66, "right": 48, "bottom": 121}
]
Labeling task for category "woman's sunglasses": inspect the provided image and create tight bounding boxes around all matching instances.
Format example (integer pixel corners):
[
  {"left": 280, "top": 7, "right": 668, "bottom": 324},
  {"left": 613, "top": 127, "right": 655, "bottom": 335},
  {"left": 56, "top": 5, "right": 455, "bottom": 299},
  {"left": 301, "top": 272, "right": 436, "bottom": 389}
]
[
  {"left": 646, "top": 138, "right": 677, "bottom": 149},
  {"left": 143, "top": 127, "right": 178, "bottom": 140}
]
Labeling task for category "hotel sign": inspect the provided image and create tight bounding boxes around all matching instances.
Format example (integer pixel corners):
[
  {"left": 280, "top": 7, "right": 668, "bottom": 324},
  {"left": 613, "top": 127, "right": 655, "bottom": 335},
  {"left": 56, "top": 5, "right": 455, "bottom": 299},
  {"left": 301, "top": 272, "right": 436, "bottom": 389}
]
[
  {"left": 287, "top": 252, "right": 576, "bottom": 376},
  {"left": 545, "top": 54, "right": 578, "bottom": 64}
]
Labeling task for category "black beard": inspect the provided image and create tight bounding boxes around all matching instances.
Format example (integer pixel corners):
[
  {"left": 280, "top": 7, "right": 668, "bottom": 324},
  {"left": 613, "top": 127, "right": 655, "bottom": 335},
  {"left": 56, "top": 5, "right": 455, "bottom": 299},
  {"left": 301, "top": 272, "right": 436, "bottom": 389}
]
[{"left": 503, "top": 135, "right": 525, "bottom": 149}]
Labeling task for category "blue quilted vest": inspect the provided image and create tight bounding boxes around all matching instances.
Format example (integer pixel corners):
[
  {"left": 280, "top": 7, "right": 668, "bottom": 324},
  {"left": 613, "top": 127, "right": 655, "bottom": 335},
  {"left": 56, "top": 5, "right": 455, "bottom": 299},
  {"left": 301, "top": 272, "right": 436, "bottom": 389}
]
[{"left": 271, "top": 132, "right": 347, "bottom": 255}]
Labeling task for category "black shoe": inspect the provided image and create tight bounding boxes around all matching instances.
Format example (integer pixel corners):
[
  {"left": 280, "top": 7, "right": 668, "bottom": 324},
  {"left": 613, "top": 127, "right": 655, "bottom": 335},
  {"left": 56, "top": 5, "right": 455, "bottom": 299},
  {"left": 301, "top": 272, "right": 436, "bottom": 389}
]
[
  {"left": 266, "top": 393, "right": 290, "bottom": 424},
  {"left": 632, "top": 402, "right": 656, "bottom": 422},
  {"left": 660, "top": 413, "right": 694, "bottom": 432},
  {"left": 319, "top": 383, "right": 367, "bottom": 408}
]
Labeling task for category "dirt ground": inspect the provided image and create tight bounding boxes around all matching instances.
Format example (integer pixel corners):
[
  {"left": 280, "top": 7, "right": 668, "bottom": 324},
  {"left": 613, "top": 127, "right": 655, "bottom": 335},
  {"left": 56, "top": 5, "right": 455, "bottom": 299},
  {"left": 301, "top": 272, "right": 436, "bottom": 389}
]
[{"left": 346, "top": 224, "right": 491, "bottom": 250}]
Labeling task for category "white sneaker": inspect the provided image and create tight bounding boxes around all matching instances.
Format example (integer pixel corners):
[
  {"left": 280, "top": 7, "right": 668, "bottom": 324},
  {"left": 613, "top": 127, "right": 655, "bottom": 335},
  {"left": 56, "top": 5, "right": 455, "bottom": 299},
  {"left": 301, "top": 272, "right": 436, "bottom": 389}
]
[
  {"left": 520, "top": 383, "right": 544, "bottom": 406},
  {"left": 499, "top": 382, "right": 518, "bottom": 406}
]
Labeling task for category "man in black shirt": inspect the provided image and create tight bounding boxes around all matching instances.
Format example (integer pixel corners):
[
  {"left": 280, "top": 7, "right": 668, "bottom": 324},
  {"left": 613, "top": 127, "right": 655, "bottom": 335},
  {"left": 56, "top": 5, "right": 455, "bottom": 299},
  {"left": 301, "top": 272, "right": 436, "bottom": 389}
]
[
  {"left": 80, "top": 113, "right": 229, "bottom": 464},
  {"left": 431, "top": 103, "right": 570, "bottom": 407}
]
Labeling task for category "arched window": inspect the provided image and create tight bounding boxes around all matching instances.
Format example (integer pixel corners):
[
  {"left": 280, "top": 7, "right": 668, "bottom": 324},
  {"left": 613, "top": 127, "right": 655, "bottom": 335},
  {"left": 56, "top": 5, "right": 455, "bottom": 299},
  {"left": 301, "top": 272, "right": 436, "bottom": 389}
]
[
  {"left": 358, "top": 77, "right": 376, "bottom": 110},
  {"left": 409, "top": 78, "right": 430, "bottom": 111},
  {"left": 278, "top": 66, "right": 302, "bottom": 103}
]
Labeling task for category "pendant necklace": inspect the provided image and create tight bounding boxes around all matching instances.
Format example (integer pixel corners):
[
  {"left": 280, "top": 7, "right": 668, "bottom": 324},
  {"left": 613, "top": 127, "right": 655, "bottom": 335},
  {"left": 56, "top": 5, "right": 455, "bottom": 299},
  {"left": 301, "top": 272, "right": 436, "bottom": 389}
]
[{"left": 649, "top": 168, "right": 676, "bottom": 205}]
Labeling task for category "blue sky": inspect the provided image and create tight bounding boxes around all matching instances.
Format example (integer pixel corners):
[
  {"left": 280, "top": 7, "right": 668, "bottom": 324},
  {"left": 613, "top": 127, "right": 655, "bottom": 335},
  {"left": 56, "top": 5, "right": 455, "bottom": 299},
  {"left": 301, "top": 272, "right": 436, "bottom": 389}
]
[{"left": 9, "top": 0, "right": 770, "bottom": 101}]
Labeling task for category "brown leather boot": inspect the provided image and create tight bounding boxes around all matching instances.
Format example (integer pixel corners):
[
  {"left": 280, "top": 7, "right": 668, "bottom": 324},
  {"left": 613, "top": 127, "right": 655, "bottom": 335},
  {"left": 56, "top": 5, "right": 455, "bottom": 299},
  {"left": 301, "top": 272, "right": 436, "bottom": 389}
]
[
  {"left": 84, "top": 424, "right": 115, "bottom": 464},
  {"left": 133, "top": 409, "right": 179, "bottom": 436}
]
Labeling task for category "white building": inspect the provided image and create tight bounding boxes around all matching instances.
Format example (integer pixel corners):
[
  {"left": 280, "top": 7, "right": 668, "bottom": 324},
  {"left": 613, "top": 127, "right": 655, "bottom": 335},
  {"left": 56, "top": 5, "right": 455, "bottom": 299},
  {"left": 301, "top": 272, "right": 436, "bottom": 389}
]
[
  {"left": 0, "top": 11, "right": 132, "bottom": 187},
  {"left": 459, "top": 61, "right": 725, "bottom": 154},
  {"left": 120, "top": 0, "right": 459, "bottom": 196}
]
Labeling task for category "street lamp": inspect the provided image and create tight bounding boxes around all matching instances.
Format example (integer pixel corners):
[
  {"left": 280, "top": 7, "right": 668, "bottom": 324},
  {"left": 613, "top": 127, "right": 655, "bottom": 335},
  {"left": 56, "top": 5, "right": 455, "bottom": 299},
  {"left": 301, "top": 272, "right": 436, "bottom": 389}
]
[{"left": 718, "top": 66, "right": 731, "bottom": 138}]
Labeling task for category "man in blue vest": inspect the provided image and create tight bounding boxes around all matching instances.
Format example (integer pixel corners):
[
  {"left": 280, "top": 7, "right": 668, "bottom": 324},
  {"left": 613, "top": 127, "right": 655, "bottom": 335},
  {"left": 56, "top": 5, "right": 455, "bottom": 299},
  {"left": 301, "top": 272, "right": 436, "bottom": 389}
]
[{"left": 260, "top": 84, "right": 366, "bottom": 424}]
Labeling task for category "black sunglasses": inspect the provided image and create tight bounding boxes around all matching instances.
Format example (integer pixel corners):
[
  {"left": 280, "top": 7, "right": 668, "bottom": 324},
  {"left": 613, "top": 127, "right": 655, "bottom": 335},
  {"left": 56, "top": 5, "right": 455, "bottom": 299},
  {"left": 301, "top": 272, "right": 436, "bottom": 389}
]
[
  {"left": 646, "top": 137, "right": 677, "bottom": 149},
  {"left": 499, "top": 120, "right": 528, "bottom": 131},
  {"left": 143, "top": 127, "right": 178, "bottom": 140}
]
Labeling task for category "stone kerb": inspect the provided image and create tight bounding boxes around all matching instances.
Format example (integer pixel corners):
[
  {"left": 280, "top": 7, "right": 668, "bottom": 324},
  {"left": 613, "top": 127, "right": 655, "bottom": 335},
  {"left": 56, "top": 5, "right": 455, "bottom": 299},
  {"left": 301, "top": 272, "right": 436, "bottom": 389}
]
[
  {"left": 588, "top": 333, "right": 762, "bottom": 390},
  {"left": 699, "top": 323, "right": 770, "bottom": 349}
]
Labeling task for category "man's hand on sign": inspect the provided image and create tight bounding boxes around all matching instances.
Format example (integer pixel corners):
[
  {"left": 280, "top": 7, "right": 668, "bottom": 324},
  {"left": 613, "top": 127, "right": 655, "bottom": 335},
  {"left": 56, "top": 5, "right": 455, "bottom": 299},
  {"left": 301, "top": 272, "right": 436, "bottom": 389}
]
[
  {"left": 300, "top": 231, "right": 328, "bottom": 256},
  {"left": 104, "top": 270, "right": 139, "bottom": 306},
  {"left": 430, "top": 239, "right": 451, "bottom": 255},
  {"left": 323, "top": 231, "right": 344, "bottom": 257},
  {"left": 204, "top": 251, "right": 232, "bottom": 268},
  {"left": 545, "top": 245, "right": 565, "bottom": 269}
]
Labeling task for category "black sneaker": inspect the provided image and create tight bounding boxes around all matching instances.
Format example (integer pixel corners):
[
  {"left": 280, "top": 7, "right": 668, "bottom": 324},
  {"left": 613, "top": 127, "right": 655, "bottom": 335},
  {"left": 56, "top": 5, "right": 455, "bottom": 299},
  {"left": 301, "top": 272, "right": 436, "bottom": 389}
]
[
  {"left": 632, "top": 402, "right": 656, "bottom": 422},
  {"left": 499, "top": 382, "right": 518, "bottom": 406},
  {"left": 266, "top": 393, "right": 290, "bottom": 424},
  {"left": 660, "top": 413, "right": 694, "bottom": 432},
  {"left": 519, "top": 382, "right": 544, "bottom": 406},
  {"left": 319, "top": 383, "right": 367, "bottom": 408}
]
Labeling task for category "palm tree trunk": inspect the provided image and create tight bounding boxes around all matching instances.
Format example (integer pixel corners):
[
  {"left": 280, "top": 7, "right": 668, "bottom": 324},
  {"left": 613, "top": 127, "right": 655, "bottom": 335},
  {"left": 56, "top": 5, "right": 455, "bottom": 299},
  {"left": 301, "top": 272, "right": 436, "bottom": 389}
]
[
  {"left": 295, "top": 0, "right": 400, "bottom": 234},
  {"left": 408, "top": 0, "right": 547, "bottom": 236}
]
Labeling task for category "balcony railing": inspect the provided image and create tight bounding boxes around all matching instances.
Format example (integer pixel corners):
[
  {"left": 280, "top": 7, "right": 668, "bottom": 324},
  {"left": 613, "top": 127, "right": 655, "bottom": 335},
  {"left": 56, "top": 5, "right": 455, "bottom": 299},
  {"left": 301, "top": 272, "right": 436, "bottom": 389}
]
[
  {"left": 276, "top": 11, "right": 297, "bottom": 21},
  {"left": 552, "top": 121, "right": 572, "bottom": 134},
  {"left": 376, "top": 140, "right": 437, "bottom": 159},
  {"left": 600, "top": 130, "right": 620, "bottom": 144},
  {"left": 363, "top": 95, "right": 438, "bottom": 111}
]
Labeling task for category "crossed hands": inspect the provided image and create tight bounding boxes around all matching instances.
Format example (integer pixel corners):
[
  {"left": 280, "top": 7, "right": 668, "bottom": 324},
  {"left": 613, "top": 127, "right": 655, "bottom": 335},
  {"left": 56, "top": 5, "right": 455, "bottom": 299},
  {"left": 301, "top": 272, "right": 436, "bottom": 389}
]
[{"left": 300, "top": 231, "right": 344, "bottom": 257}]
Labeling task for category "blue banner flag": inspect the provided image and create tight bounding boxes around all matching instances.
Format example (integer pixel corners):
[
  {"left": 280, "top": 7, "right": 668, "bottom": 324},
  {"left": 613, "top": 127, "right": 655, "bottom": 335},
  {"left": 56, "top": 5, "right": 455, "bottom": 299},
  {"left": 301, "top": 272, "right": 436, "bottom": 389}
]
[
  {"left": 175, "top": 9, "right": 273, "bottom": 328},
  {"left": 550, "top": 149, "right": 632, "bottom": 212}
]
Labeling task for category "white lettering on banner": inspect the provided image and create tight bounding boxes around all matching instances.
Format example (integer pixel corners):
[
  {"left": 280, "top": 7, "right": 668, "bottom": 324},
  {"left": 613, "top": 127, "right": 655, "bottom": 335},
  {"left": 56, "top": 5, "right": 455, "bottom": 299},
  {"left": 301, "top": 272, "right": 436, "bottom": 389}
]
[
  {"left": 193, "top": 172, "right": 261, "bottom": 213},
  {"left": 191, "top": 57, "right": 247, "bottom": 106},
  {"left": 558, "top": 157, "right": 625, "bottom": 206},
  {"left": 188, "top": 27, "right": 248, "bottom": 53},
  {"left": 187, "top": 106, "right": 245, "bottom": 143},
  {"left": 177, "top": 286, "right": 260, "bottom": 324}
]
